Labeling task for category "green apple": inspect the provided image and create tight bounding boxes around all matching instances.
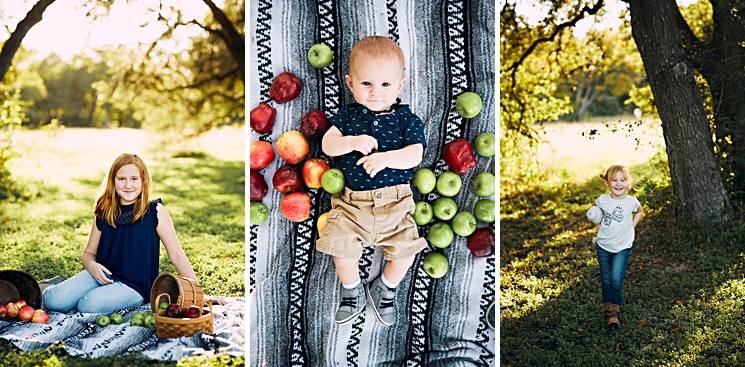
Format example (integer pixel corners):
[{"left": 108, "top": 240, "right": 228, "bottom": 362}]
[
  {"left": 472, "top": 172, "right": 495, "bottom": 197},
  {"left": 474, "top": 132, "right": 495, "bottom": 157},
  {"left": 250, "top": 202, "right": 269, "bottom": 225},
  {"left": 433, "top": 197, "right": 458, "bottom": 221},
  {"left": 422, "top": 252, "right": 449, "bottom": 278},
  {"left": 428, "top": 222, "right": 454, "bottom": 248},
  {"left": 96, "top": 315, "right": 110, "bottom": 327},
  {"left": 413, "top": 201, "right": 434, "bottom": 225},
  {"left": 412, "top": 168, "right": 436, "bottom": 194},
  {"left": 455, "top": 92, "right": 482, "bottom": 118},
  {"left": 307, "top": 43, "right": 333, "bottom": 68},
  {"left": 110, "top": 313, "right": 124, "bottom": 325},
  {"left": 321, "top": 168, "right": 345, "bottom": 194},
  {"left": 451, "top": 211, "right": 477, "bottom": 237},
  {"left": 474, "top": 199, "right": 495, "bottom": 223},
  {"left": 436, "top": 171, "right": 462, "bottom": 197}
]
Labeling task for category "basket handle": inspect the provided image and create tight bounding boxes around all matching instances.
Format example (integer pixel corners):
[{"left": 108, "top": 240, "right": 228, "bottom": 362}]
[
  {"left": 155, "top": 293, "right": 172, "bottom": 308},
  {"left": 184, "top": 277, "right": 198, "bottom": 307}
]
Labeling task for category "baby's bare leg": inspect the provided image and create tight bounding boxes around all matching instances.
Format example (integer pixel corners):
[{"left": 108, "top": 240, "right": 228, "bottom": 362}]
[
  {"left": 333, "top": 256, "right": 361, "bottom": 285},
  {"left": 382, "top": 255, "right": 416, "bottom": 284}
]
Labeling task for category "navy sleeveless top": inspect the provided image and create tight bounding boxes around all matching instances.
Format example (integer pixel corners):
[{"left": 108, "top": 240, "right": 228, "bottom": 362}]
[{"left": 95, "top": 198, "right": 162, "bottom": 301}]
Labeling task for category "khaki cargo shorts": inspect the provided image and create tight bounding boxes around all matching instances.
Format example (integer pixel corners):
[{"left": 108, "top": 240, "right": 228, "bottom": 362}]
[{"left": 316, "top": 184, "right": 428, "bottom": 261}]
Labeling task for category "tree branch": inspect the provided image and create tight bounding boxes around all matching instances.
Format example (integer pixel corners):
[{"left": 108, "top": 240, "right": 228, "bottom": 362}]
[{"left": 0, "top": 0, "right": 56, "bottom": 82}]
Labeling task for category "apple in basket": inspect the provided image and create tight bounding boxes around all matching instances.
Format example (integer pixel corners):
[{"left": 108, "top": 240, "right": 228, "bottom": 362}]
[
  {"left": 0, "top": 304, "right": 6, "bottom": 318},
  {"left": 185, "top": 306, "right": 201, "bottom": 319},
  {"left": 15, "top": 299, "right": 27, "bottom": 308},
  {"left": 18, "top": 305, "right": 35, "bottom": 322},
  {"left": 32, "top": 309, "right": 50, "bottom": 324},
  {"left": 166, "top": 304, "right": 184, "bottom": 318}
]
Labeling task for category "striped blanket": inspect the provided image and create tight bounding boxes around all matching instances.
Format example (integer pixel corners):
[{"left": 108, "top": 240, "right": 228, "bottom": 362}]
[
  {"left": 249, "top": 0, "right": 495, "bottom": 366},
  {"left": 0, "top": 297, "right": 244, "bottom": 360}
]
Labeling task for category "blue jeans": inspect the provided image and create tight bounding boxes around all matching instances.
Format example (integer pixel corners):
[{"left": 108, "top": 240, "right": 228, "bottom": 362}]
[
  {"left": 42, "top": 269, "right": 144, "bottom": 313},
  {"left": 597, "top": 246, "right": 631, "bottom": 305}
]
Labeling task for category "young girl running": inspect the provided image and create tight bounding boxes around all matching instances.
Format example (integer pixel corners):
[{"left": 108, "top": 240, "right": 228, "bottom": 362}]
[
  {"left": 42, "top": 153, "right": 200, "bottom": 313},
  {"left": 591, "top": 165, "right": 643, "bottom": 328}
]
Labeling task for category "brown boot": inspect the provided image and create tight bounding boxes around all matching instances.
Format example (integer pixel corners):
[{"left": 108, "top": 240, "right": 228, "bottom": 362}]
[{"left": 606, "top": 304, "right": 620, "bottom": 328}]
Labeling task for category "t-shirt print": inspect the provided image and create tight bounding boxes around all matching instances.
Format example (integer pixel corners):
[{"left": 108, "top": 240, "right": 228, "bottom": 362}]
[{"left": 602, "top": 204, "right": 624, "bottom": 226}]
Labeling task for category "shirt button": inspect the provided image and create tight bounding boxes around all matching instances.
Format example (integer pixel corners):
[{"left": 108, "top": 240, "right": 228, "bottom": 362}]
[
  {"left": 375, "top": 192, "right": 382, "bottom": 198},
  {"left": 363, "top": 109, "right": 367, "bottom": 114},
  {"left": 373, "top": 121, "right": 378, "bottom": 126}
]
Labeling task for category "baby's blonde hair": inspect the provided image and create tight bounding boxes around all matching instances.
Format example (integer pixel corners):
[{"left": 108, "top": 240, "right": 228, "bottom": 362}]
[
  {"left": 348, "top": 36, "right": 404, "bottom": 75},
  {"left": 600, "top": 165, "right": 634, "bottom": 188}
]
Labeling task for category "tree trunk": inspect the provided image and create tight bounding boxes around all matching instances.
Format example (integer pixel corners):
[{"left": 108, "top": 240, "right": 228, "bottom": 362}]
[
  {"left": 202, "top": 0, "right": 244, "bottom": 79},
  {"left": 626, "top": 0, "right": 730, "bottom": 223},
  {"left": 0, "top": 0, "right": 56, "bottom": 82}
]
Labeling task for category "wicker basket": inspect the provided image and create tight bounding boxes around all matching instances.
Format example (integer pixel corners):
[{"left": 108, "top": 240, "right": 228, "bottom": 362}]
[
  {"left": 153, "top": 293, "right": 213, "bottom": 338},
  {"left": 149, "top": 273, "right": 204, "bottom": 313},
  {"left": 0, "top": 270, "right": 41, "bottom": 321}
]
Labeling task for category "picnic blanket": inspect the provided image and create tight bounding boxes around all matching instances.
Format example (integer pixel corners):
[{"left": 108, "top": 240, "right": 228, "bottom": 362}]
[
  {"left": 249, "top": 0, "right": 495, "bottom": 366},
  {"left": 0, "top": 297, "right": 244, "bottom": 360}
]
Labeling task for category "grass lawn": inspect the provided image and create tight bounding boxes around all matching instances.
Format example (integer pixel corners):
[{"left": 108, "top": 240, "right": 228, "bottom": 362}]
[
  {"left": 0, "top": 127, "right": 245, "bottom": 366},
  {"left": 501, "top": 119, "right": 745, "bottom": 366}
]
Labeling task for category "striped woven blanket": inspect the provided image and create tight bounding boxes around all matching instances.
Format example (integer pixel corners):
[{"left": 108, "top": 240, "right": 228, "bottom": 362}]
[
  {"left": 0, "top": 297, "right": 244, "bottom": 360},
  {"left": 249, "top": 0, "right": 495, "bottom": 366}
]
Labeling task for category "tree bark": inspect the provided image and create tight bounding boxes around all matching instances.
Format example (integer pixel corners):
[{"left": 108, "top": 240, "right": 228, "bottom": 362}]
[
  {"left": 201, "top": 0, "right": 244, "bottom": 79},
  {"left": 0, "top": 0, "right": 56, "bottom": 82},
  {"left": 625, "top": 0, "right": 730, "bottom": 223}
]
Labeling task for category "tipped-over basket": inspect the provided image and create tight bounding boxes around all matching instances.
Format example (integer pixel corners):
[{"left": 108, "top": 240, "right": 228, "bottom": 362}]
[
  {"left": 153, "top": 293, "right": 213, "bottom": 338},
  {"left": 150, "top": 273, "right": 204, "bottom": 313}
]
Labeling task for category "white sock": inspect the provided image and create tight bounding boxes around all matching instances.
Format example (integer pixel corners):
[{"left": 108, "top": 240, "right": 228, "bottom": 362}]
[
  {"left": 381, "top": 274, "right": 398, "bottom": 289},
  {"left": 342, "top": 278, "right": 361, "bottom": 289}
]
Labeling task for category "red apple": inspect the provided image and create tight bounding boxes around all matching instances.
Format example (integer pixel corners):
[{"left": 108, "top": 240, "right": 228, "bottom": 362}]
[
  {"left": 166, "top": 304, "right": 184, "bottom": 318},
  {"left": 249, "top": 103, "right": 276, "bottom": 134},
  {"left": 301, "top": 110, "right": 331, "bottom": 141},
  {"left": 0, "top": 304, "right": 6, "bottom": 318},
  {"left": 18, "top": 305, "right": 34, "bottom": 322},
  {"left": 4, "top": 302, "right": 18, "bottom": 319},
  {"left": 270, "top": 71, "right": 303, "bottom": 103},
  {"left": 280, "top": 192, "right": 311, "bottom": 222},
  {"left": 249, "top": 170, "right": 268, "bottom": 201},
  {"left": 31, "top": 309, "right": 50, "bottom": 324},
  {"left": 442, "top": 138, "right": 477, "bottom": 174},
  {"left": 467, "top": 228, "right": 495, "bottom": 258},
  {"left": 250, "top": 141, "right": 275, "bottom": 170},
  {"left": 15, "top": 299, "right": 26, "bottom": 308},
  {"left": 273, "top": 165, "right": 304, "bottom": 194},
  {"left": 302, "top": 158, "right": 331, "bottom": 189},
  {"left": 276, "top": 131, "right": 309, "bottom": 165},
  {"left": 184, "top": 306, "right": 201, "bottom": 319}
]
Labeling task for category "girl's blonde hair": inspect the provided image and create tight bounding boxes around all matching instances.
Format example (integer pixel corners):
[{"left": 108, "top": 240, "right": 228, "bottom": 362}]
[
  {"left": 349, "top": 36, "right": 404, "bottom": 75},
  {"left": 95, "top": 153, "right": 152, "bottom": 227},
  {"left": 600, "top": 165, "right": 634, "bottom": 188}
]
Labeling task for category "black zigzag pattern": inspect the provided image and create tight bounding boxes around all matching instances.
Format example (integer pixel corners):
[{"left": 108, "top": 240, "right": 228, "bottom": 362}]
[
  {"left": 249, "top": 225, "right": 258, "bottom": 294},
  {"left": 477, "top": 255, "right": 496, "bottom": 366},
  {"left": 288, "top": 209, "right": 316, "bottom": 366},
  {"left": 319, "top": 0, "right": 342, "bottom": 116},
  {"left": 405, "top": 253, "right": 431, "bottom": 366},
  {"left": 255, "top": 0, "right": 273, "bottom": 103},
  {"left": 386, "top": 0, "right": 399, "bottom": 43},
  {"left": 347, "top": 246, "right": 374, "bottom": 367}
]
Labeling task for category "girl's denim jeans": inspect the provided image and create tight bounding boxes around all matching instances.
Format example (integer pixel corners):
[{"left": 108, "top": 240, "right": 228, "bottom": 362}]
[
  {"left": 597, "top": 246, "right": 631, "bottom": 305},
  {"left": 42, "top": 269, "right": 144, "bottom": 313}
]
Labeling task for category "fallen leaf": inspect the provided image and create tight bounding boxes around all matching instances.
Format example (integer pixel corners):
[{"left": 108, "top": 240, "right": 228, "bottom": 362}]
[
  {"left": 537, "top": 252, "right": 544, "bottom": 258},
  {"left": 672, "top": 327, "right": 681, "bottom": 333},
  {"left": 676, "top": 300, "right": 684, "bottom": 306},
  {"left": 2, "top": 217, "right": 7, "bottom": 222},
  {"left": 578, "top": 328, "right": 585, "bottom": 332},
  {"left": 639, "top": 318, "right": 648, "bottom": 326},
  {"left": 637, "top": 264, "right": 643, "bottom": 270},
  {"left": 616, "top": 342, "right": 621, "bottom": 350},
  {"left": 672, "top": 263, "right": 677, "bottom": 267}
]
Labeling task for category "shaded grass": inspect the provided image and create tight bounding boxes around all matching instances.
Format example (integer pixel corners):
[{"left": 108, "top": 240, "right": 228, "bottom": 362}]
[
  {"left": 501, "top": 157, "right": 745, "bottom": 366},
  {"left": 0, "top": 153, "right": 244, "bottom": 366}
]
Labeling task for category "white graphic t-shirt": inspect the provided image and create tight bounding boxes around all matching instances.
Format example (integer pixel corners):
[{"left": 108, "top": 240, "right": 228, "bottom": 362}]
[{"left": 595, "top": 194, "right": 641, "bottom": 253}]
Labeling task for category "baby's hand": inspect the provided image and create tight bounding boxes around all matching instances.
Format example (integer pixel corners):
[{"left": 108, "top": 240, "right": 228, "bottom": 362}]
[
  {"left": 350, "top": 135, "right": 378, "bottom": 155},
  {"left": 357, "top": 153, "right": 389, "bottom": 178}
]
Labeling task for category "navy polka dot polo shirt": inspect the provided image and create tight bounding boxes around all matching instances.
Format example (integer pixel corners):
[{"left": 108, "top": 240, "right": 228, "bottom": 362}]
[{"left": 329, "top": 102, "right": 427, "bottom": 191}]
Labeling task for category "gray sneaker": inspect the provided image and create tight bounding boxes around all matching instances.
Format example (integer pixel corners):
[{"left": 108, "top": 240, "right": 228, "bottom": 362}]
[
  {"left": 335, "top": 283, "right": 366, "bottom": 325},
  {"left": 365, "top": 277, "right": 396, "bottom": 326}
]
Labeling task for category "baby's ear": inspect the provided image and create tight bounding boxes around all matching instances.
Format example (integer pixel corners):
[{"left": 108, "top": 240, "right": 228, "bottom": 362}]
[{"left": 344, "top": 75, "right": 353, "bottom": 90}]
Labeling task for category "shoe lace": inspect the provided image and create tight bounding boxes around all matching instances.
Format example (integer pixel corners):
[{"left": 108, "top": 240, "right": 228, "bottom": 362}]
[
  {"left": 340, "top": 296, "right": 358, "bottom": 308},
  {"left": 379, "top": 296, "right": 394, "bottom": 309}
]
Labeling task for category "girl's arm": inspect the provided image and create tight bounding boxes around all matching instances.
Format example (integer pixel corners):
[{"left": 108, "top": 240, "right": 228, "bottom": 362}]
[
  {"left": 632, "top": 205, "right": 644, "bottom": 228},
  {"left": 81, "top": 220, "right": 114, "bottom": 285},
  {"left": 155, "top": 203, "right": 198, "bottom": 282}
]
